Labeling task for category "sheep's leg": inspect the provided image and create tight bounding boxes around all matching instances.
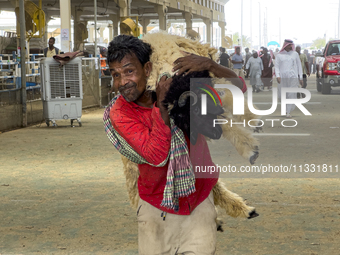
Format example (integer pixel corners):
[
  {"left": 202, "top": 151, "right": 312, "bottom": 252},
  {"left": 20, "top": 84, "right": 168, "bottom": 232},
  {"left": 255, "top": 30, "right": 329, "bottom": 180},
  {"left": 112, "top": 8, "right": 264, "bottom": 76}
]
[
  {"left": 221, "top": 123, "right": 260, "bottom": 165},
  {"left": 121, "top": 155, "right": 140, "bottom": 209},
  {"left": 120, "top": 158, "right": 258, "bottom": 226},
  {"left": 213, "top": 180, "right": 259, "bottom": 219}
]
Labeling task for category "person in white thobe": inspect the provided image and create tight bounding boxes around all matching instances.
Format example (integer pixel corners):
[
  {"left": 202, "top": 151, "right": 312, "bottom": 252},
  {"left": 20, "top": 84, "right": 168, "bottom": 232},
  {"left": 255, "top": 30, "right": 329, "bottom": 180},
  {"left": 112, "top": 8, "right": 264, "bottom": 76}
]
[
  {"left": 275, "top": 39, "right": 303, "bottom": 117},
  {"left": 246, "top": 52, "right": 263, "bottom": 92}
]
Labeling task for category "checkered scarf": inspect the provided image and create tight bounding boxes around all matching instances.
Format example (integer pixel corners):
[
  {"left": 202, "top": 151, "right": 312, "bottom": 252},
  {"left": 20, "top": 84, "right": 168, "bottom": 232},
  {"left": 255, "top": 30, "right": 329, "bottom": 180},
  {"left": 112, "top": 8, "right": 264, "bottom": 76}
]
[{"left": 103, "top": 95, "right": 196, "bottom": 211}]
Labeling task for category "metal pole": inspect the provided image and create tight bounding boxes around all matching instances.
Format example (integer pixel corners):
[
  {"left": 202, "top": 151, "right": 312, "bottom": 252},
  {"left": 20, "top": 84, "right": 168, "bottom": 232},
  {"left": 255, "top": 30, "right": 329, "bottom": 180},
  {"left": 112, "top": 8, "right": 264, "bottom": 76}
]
[
  {"left": 250, "top": 0, "right": 252, "bottom": 48},
  {"left": 94, "top": 0, "right": 97, "bottom": 57},
  {"left": 94, "top": 0, "right": 102, "bottom": 107},
  {"left": 259, "top": 2, "right": 261, "bottom": 49},
  {"left": 338, "top": 0, "right": 340, "bottom": 39},
  {"left": 19, "top": 0, "right": 27, "bottom": 127},
  {"left": 279, "top": 17, "right": 281, "bottom": 46},
  {"left": 264, "top": 7, "right": 267, "bottom": 46},
  {"left": 241, "top": 0, "right": 243, "bottom": 49}
]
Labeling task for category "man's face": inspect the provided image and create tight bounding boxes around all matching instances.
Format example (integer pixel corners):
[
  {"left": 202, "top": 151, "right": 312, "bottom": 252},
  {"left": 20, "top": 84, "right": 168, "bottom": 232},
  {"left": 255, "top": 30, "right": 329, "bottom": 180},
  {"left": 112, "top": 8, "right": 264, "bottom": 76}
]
[
  {"left": 296, "top": 46, "right": 301, "bottom": 54},
  {"left": 236, "top": 48, "right": 241, "bottom": 54},
  {"left": 245, "top": 48, "right": 249, "bottom": 53},
  {"left": 263, "top": 49, "right": 268, "bottom": 54},
  {"left": 285, "top": 44, "right": 293, "bottom": 52},
  {"left": 48, "top": 39, "right": 54, "bottom": 47},
  {"left": 109, "top": 53, "right": 152, "bottom": 103}
]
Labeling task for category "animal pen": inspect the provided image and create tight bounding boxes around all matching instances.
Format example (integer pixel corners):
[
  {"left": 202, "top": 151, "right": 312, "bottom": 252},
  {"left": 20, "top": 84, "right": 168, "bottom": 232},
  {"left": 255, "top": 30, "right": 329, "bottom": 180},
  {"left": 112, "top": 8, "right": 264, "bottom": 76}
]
[{"left": 0, "top": 52, "right": 112, "bottom": 131}]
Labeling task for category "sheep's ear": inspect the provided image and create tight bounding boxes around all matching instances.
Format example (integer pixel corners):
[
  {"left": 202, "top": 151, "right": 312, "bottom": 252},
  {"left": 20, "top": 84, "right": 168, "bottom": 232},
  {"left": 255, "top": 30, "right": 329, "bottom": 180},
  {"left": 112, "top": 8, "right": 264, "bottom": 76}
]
[{"left": 144, "top": 61, "right": 153, "bottom": 77}]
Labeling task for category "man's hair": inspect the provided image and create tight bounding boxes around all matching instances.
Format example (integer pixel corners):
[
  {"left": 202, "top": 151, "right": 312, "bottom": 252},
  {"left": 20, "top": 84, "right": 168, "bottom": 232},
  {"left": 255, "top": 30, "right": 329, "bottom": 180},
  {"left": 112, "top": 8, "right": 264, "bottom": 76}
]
[
  {"left": 220, "top": 47, "right": 226, "bottom": 53},
  {"left": 49, "top": 37, "right": 55, "bottom": 43},
  {"left": 107, "top": 35, "right": 152, "bottom": 66}
]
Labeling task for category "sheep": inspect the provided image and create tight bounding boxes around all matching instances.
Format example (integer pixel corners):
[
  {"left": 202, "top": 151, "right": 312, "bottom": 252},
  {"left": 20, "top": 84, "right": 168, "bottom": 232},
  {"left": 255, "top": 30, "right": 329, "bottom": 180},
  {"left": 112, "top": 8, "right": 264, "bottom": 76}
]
[
  {"left": 143, "top": 32, "right": 260, "bottom": 164},
  {"left": 111, "top": 32, "right": 260, "bottom": 227}
]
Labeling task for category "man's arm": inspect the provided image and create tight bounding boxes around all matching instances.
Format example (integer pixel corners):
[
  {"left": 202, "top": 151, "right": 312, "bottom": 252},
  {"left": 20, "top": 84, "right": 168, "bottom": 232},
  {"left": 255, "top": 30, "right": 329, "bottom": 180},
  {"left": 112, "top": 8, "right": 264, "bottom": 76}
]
[
  {"left": 275, "top": 55, "right": 281, "bottom": 83},
  {"left": 172, "top": 52, "right": 244, "bottom": 90},
  {"left": 156, "top": 75, "right": 171, "bottom": 127},
  {"left": 231, "top": 55, "right": 243, "bottom": 64},
  {"left": 296, "top": 53, "right": 303, "bottom": 80},
  {"left": 245, "top": 58, "right": 251, "bottom": 70},
  {"left": 304, "top": 55, "right": 310, "bottom": 76}
]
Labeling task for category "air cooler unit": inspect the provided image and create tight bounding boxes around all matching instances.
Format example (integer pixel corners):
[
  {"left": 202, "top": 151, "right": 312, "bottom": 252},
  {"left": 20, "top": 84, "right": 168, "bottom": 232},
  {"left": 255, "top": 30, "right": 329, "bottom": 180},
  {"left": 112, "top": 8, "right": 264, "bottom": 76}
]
[{"left": 40, "top": 57, "right": 83, "bottom": 127}]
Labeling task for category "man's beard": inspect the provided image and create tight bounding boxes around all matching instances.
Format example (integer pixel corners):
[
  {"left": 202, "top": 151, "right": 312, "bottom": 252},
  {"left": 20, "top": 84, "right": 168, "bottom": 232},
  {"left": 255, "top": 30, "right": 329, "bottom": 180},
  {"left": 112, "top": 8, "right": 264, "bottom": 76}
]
[{"left": 119, "top": 82, "right": 140, "bottom": 102}]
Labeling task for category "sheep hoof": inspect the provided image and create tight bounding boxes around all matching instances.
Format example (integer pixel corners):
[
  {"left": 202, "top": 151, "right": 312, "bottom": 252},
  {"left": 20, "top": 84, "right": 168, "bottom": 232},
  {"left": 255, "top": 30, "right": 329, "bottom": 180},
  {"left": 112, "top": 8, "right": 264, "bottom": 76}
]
[
  {"left": 254, "top": 126, "right": 263, "bottom": 133},
  {"left": 249, "top": 151, "right": 259, "bottom": 165},
  {"left": 247, "top": 210, "right": 259, "bottom": 219},
  {"left": 216, "top": 219, "right": 224, "bottom": 232},
  {"left": 217, "top": 225, "right": 224, "bottom": 232}
]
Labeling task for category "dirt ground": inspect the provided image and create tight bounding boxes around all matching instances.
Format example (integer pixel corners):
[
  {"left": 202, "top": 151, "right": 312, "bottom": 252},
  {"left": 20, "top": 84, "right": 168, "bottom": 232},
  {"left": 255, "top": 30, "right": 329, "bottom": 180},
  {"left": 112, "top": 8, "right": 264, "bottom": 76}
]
[{"left": 1, "top": 78, "right": 340, "bottom": 255}]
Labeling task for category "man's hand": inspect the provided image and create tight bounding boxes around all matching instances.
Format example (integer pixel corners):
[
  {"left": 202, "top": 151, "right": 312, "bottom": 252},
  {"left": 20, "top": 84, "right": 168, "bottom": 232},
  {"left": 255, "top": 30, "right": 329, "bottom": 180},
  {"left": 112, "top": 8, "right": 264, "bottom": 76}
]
[
  {"left": 156, "top": 75, "right": 172, "bottom": 106},
  {"left": 156, "top": 75, "right": 172, "bottom": 128},
  {"left": 307, "top": 72, "right": 310, "bottom": 77},
  {"left": 173, "top": 51, "right": 244, "bottom": 90},
  {"left": 277, "top": 77, "right": 281, "bottom": 84},
  {"left": 299, "top": 79, "right": 303, "bottom": 86},
  {"left": 172, "top": 51, "right": 213, "bottom": 76}
]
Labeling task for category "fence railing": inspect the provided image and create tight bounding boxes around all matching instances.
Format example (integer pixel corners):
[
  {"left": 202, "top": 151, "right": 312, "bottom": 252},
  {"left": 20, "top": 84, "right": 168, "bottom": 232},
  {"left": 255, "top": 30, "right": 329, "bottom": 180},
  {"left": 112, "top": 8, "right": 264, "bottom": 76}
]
[{"left": 0, "top": 54, "right": 109, "bottom": 106}]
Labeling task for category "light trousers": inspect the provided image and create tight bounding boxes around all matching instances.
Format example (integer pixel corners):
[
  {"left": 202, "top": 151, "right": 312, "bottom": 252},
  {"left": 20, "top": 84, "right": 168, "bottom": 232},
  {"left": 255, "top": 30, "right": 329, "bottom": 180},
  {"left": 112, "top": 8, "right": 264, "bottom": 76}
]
[{"left": 137, "top": 191, "right": 217, "bottom": 255}]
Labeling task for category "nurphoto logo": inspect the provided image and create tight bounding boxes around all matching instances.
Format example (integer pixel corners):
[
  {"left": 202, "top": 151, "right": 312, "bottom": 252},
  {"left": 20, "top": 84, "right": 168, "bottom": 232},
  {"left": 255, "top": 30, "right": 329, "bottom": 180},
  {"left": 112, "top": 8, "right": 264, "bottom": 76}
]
[{"left": 185, "top": 80, "right": 312, "bottom": 129}]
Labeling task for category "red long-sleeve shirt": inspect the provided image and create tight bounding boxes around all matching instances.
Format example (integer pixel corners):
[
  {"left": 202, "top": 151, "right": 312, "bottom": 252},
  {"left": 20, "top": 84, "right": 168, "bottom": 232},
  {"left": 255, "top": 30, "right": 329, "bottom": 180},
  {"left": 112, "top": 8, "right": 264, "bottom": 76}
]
[{"left": 110, "top": 96, "right": 218, "bottom": 215}]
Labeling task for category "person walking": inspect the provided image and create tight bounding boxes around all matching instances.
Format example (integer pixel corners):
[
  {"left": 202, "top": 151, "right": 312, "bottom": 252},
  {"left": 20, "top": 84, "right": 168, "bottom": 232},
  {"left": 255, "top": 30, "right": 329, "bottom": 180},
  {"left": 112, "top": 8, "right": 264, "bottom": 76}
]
[
  {"left": 244, "top": 47, "right": 252, "bottom": 78},
  {"left": 105, "top": 34, "right": 246, "bottom": 255},
  {"left": 310, "top": 50, "right": 316, "bottom": 74},
  {"left": 275, "top": 39, "right": 303, "bottom": 118},
  {"left": 296, "top": 46, "right": 310, "bottom": 98},
  {"left": 261, "top": 47, "right": 273, "bottom": 90},
  {"left": 246, "top": 51, "right": 263, "bottom": 92},
  {"left": 231, "top": 46, "right": 245, "bottom": 79},
  {"left": 217, "top": 47, "right": 230, "bottom": 68}
]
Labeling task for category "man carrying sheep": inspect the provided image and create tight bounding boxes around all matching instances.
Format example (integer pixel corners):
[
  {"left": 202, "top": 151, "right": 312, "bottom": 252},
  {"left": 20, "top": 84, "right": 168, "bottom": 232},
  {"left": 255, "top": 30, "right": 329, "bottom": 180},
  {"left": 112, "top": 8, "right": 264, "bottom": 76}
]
[{"left": 106, "top": 35, "right": 246, "bottom": 255}]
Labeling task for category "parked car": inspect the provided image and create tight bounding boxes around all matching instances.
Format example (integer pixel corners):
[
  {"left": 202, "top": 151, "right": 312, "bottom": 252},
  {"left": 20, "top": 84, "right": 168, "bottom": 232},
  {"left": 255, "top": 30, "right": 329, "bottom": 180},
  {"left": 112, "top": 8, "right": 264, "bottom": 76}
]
[{"left": 315, "top": 40, "right": 340, "bottom": 94}]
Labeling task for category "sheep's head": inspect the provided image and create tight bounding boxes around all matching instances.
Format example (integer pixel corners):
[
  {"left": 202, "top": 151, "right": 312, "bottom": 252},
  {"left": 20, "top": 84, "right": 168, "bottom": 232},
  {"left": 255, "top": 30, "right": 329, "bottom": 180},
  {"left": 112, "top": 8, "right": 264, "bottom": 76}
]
[{"left": 163, "top": 71, "right": 224, "bottom": 145}]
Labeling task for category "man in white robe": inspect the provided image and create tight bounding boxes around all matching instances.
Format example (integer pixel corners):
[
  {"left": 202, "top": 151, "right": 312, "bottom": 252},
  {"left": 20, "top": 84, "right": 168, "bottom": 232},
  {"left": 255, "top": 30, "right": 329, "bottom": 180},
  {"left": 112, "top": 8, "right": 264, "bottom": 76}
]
[
  {"left": 246, "top": 52, "right": 263, "bottom": 92},
  {"left": 275, "top": 39, "right": 303, "bottom": 118}
]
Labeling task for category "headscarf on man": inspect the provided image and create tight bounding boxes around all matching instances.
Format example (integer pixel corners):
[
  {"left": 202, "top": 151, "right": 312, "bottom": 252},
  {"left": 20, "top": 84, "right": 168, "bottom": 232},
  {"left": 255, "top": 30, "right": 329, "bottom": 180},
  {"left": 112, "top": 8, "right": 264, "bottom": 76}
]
[{"left": 279, "top": 39, "right": 295, "bottom": 53}]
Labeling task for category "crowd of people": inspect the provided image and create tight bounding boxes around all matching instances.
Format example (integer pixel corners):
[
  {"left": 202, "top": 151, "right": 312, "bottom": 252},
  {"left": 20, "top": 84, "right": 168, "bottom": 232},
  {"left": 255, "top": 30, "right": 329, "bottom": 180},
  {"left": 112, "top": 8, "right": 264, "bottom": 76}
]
[
  {"left": 217, "top": 39, "right": 314, "bottom": 118},
  {"left": 217, "top": 44, "right": 317, "bottom": 93}
]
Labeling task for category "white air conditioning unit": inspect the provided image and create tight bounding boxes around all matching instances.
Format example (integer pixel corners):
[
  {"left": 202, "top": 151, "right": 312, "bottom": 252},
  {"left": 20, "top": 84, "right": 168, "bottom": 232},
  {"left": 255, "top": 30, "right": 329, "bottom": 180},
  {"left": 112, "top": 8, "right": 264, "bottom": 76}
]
[{"left": 40, "top": 57, "right": 83, "bottom": 127}]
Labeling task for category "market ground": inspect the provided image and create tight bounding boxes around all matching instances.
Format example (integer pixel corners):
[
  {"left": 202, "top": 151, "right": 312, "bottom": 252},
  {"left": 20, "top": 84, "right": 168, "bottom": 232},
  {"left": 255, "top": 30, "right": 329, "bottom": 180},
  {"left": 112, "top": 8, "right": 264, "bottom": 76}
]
[{"left": 1, "top": 76, "right": 340, "bottom": 255}]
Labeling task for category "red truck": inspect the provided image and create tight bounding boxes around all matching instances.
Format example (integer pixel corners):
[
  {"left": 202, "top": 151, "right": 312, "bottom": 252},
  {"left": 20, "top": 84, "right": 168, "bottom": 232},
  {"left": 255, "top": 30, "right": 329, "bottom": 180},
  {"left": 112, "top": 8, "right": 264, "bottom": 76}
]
[{"left": 315, "top": 40, "right": 340, "bottom": 94}]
